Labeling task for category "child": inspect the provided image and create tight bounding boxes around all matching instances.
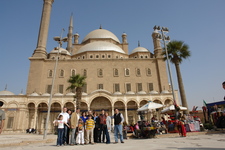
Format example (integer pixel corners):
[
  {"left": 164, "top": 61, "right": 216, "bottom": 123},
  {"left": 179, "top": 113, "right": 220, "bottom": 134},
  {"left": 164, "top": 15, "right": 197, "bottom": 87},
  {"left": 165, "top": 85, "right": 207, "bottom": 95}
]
[
  {"left": 53, "top": 115, "right": 69, "bottom": 146},
  {"left": 76, "top": 118, "right": 84, "bottom": 145},
  {"left": 85, "top": 115, "right": 95, "bottom": 144}
]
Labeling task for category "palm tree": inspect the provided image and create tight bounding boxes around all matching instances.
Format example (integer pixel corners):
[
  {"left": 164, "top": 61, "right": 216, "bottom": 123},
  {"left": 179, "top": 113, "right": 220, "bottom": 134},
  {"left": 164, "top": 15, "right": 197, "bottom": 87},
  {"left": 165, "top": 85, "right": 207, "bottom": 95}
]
[
  {"left": 162, "top": 40, "right": 191, "bottom": 114},
  {"left": 67, "top": 74, "right": 86, "bottom": 109}
]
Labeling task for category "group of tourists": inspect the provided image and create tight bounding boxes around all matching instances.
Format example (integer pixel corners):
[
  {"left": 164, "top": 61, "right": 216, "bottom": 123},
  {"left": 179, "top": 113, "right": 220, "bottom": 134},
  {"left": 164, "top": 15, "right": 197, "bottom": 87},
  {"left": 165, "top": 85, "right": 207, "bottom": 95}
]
[{"left": 53, "top": 107, "right": 125, "bottom": 147}]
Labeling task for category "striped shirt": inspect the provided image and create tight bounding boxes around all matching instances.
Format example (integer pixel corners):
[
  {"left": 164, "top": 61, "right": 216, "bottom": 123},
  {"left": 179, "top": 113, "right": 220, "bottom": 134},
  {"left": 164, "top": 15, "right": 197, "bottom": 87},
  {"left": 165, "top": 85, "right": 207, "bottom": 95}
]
[{"left": 85, "top": 119, "right": 95, "bottom": 130}]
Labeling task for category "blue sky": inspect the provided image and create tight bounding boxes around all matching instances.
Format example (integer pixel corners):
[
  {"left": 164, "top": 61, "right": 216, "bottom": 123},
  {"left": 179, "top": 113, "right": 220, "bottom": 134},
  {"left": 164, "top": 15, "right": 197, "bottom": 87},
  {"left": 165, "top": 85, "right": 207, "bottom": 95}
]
[{"left": 0, "top": 0, "right": 225, "bottom": 110}]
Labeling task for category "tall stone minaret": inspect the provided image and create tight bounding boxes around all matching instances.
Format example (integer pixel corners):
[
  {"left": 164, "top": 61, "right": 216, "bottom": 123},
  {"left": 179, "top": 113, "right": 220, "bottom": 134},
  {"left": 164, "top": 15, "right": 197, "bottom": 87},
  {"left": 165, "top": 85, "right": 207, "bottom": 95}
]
[
  {"left": 66, "top": 14, "right": 73, "bottom": 53},
  {"left": 32, "top": 0, "right": 54, "bottom": 58},
  {"left": 152, "top": 29, "right": 163, "bottom": 58}
]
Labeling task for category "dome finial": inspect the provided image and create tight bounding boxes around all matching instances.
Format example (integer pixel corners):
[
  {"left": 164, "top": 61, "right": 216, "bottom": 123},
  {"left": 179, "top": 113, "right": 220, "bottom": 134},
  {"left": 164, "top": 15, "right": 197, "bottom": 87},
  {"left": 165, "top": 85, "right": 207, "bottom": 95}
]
[
  {"left": 99, "top": 24, "right": 102, "bottom": 29},
  {"left": 4, "top": 84, "right": 7, "bottom": 91},
  {"left": 138, "top": 41, "right": 140, "bottom": 47}
]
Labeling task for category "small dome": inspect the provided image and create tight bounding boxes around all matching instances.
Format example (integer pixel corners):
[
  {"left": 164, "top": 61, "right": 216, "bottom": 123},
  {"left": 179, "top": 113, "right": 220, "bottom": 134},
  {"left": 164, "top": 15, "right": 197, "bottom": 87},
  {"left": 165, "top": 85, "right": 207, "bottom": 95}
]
[
  {"left": 82, "top": 29, "right": 120, "bottom": 43},
  {"left": 54, "top": 93, "right": 63, "bottom": 96},
  {"left": 76, "top": 41, "right": 125, "bottom": 54},
  {"left": 126, "top": 91, "right": 135, "bottom": 95},
  {"left": 18, "top": 93, "right": 24, "bottom": 95},
  {"left": 149, "top": 90, "right": 159, "bottom": 94},
  {"left": 137, "top": 91, "right": 146, "bottom": 94},
  {"left": 49, "top": 47, "right": 71, "bottom": 56},
  {"left": 122, "top": 32, "right": 127, "bottom": 35},
  {"left": 161, "top": 90, "right": 170, "bottom": 94},
  {"left": 0, "top": 90, "right": 15, "bottom": 95},
  {"left": 131, "top": 47, "right": 149, "bottom": 54},
  {"left": 66, "top": 92, "right": 75, "bottom": 96},
  {"left": 75, "top": 32, "right": 79, "bottom": 36},
  {"left": 113, "top": 92, "right": 122, "bottom": 95},
  {"left": 42, "top": 93, "right": 50, "bottom": 96},
  {"left": 29, "top": 92, "right": 39, "bottom": 96}
]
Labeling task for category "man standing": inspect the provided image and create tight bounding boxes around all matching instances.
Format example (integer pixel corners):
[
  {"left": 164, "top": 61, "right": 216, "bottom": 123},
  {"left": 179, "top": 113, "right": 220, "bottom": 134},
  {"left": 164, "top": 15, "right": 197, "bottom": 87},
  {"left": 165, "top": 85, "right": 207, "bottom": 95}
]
[
  {"left": 59, "top": 107, "right": 70, "bottom": 145},
  {"left": 98, "top": 109, "right": 107, "bottom": 143},
  {"left": 223, "top": 81, "right": 225, "bottom": 100},
  {"left": 70, "top": 108, "right": 80, "bottom": 145},
  {"left": 0, "top": 101, "right": 5, "bottom": 134},
  {"left": 113, "top": 108, "right": 124, "bottom": 143}
]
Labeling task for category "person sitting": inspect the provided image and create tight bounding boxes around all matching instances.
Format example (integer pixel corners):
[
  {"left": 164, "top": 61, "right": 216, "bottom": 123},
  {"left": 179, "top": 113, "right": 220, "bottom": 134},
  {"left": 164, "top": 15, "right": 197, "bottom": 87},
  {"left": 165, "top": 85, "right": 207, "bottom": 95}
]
[{"left": 134, "top": 122, "right": 141, "bottom": 138}]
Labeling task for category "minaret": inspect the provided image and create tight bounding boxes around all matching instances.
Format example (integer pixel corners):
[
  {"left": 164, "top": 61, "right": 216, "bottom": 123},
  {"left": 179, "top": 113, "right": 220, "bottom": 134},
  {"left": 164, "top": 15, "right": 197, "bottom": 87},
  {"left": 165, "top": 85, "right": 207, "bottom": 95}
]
[
  {"left": 152, "top": 29, "right": 163, "bottom": 58},
  {"left": 32, "top": 0, "right": 54, "bottom": 58},
  {"left": 66, "top": 14, "right": 73, "bottom": 53}
]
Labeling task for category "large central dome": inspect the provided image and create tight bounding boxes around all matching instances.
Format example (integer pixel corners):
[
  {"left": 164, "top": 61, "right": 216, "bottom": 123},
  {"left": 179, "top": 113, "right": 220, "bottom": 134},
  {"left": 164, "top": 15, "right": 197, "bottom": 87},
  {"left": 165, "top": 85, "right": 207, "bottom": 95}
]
[
  {"left": 82, "top": 29, "right": 120, "bottom": 43},
  {"left": 76, "top": 41, "right": 125, "bottom": 54}
]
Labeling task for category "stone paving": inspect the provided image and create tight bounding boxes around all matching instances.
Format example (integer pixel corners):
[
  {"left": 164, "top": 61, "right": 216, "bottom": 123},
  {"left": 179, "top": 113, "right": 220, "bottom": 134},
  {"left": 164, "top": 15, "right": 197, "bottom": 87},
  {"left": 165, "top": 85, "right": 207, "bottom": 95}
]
[{"left": 1, "top": 131, "right": 225, "bottom": 150}]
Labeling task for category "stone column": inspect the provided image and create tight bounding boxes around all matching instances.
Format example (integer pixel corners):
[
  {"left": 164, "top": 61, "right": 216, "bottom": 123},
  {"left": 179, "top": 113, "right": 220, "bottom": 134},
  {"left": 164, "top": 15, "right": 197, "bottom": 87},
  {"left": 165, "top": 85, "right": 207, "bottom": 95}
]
[
  {"left": 33, "top": 107, "right": 38, "bottom": 129},
  {"left": 125, "top": 106, "right": 128, "bottom": 124},
  {"left": 33, "top": 0, "right": 54, "bottom": 58}
]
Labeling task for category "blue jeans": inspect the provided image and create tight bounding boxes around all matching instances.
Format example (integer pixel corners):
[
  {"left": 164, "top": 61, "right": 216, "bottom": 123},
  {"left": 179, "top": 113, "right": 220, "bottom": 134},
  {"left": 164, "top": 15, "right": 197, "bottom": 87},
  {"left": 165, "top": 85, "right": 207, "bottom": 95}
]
[
  {"left": 114, "top": 124, "right": 123, "bottom": 142},
  {"left": 63, "top": 125, "right": 68, "bottom": 144},
  {"left": 105, "top": 128, "right": 110, "bottom": 143},
  {"left": 57, "top": 128, "right": 64, "bottom": 146}
]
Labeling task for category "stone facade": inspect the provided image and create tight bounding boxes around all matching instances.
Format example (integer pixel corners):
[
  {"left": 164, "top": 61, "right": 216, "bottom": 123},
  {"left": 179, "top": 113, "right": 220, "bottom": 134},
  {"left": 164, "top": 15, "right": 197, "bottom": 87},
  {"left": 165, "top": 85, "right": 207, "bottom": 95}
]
[{"left": 0, "top": 0, "right": 179, "bottom": 134}]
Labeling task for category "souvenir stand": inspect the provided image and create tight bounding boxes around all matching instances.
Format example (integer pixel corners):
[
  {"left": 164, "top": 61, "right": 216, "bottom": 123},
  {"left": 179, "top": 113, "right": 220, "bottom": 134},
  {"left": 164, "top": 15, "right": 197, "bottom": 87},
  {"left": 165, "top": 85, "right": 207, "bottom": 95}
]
[
  {"left": 136, "top": 101, "right": 163, "bottom": 138},
  {"left": 161, "top": 105, "right": 187, "bottom": 133}
]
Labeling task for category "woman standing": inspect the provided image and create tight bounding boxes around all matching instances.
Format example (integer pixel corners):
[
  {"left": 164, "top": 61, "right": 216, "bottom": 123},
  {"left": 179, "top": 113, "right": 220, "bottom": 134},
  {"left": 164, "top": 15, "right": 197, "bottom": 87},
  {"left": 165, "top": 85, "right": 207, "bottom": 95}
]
[{"left": 105, "top": 112, "right": 111, "bottom": 144}]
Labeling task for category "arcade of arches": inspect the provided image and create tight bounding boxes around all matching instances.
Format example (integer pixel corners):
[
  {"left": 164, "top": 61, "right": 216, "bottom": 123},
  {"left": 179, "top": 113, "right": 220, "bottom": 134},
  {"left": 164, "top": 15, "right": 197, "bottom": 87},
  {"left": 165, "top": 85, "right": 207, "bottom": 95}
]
[{"left": 0, "top": 96, "right": 174, "bottom": 133}]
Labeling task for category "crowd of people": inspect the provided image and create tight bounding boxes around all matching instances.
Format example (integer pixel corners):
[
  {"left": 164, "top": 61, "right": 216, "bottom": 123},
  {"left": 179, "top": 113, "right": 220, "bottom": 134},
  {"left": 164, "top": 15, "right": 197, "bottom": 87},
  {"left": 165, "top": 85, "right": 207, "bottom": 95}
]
[{"left": 53, "top": 107, "right": 125, "bottom": 147}]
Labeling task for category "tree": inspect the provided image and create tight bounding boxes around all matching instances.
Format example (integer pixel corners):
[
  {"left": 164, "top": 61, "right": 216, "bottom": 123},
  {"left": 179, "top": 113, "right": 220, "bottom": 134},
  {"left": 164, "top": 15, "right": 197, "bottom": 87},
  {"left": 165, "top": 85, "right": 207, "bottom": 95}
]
[
  {"left": 67, "top": 74, "right": 86, "bottom": 109},
  {"left": 162, "top": 40, "right": 191, "bottom": 114}
]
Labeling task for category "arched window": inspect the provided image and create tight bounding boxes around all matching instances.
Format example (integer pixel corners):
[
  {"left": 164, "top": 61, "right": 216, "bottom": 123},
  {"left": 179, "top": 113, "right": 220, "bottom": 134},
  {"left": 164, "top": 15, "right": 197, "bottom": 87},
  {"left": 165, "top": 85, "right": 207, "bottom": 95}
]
[
  {"left": 96, "top": 55, "right": 99, "bottom": 58},
  {"left": 59, "top": 69, "right": 64, "bottom": 77},
  {"left": 115, "top": 69, "right": 118, "bottom": 76},
  {"left": 90, "top": 55, "right": 93, "bottom": 59},
  {"left": 147, "top": 68, "right": 151, "bottom": 76},
  {"left": 71, "top": 69, "right": 76, "bottom": 76},
  {"left": 136, "top": 68, "right": 141, "bottom": 76},
  {"left": 48, "top": 70, "right": 53, "bottom": 77},
  {"left": 99, "top": 69, "right": 103, "bottom": 76},
  {"left": 83, "top": 69, "right": 87, "bottom": 77},
  {"left": 98, "top": 69, "right": 103, "bottom": 77},
  {"left": 125, "top": 68, "right": 130, "bottom": 76}
]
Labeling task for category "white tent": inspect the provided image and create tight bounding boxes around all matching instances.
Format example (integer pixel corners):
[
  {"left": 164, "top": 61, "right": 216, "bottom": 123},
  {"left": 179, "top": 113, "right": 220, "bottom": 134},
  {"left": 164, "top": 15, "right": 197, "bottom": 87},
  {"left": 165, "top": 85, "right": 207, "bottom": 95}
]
[
  {"left": 161, "top": 105, "right": 187, "bottom": 113},
  {"left": 137, "top": 101, "right": 163, "bottom": 112}
]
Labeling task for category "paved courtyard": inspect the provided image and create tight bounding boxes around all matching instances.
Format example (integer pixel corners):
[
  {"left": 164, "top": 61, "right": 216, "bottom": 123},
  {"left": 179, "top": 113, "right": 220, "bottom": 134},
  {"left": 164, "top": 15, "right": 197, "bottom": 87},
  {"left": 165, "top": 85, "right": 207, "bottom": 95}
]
[{"left": 1, "top": 132, "right": 225, "bottom": 150}]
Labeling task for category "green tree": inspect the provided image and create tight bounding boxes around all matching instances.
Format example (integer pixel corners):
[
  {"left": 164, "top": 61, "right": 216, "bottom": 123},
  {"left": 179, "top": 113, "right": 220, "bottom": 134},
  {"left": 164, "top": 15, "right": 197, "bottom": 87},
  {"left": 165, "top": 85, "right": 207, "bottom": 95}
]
[
  {"left": 162, "top": 40, "right": 191, "bottom": 114},
  {"left": 67, "top": 74, "right": 86, "bottom": 109}
]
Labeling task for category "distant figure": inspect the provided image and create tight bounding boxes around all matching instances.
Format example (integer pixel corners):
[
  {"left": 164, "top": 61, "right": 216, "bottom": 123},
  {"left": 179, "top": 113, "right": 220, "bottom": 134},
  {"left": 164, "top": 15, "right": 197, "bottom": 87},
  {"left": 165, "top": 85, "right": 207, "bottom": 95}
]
[
  {"left": 223, "top": 81, "right": 225, "bottom": 100},
  {"left": 0, "top": 101, "right": 5, "bottom": 134}
]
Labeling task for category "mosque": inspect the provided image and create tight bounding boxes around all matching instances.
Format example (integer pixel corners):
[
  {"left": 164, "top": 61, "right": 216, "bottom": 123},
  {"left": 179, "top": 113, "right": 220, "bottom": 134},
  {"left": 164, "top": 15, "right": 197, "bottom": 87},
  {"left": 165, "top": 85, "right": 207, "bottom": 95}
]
[{"left": 0, "top": 0, "right": 179, "bottom": 133}]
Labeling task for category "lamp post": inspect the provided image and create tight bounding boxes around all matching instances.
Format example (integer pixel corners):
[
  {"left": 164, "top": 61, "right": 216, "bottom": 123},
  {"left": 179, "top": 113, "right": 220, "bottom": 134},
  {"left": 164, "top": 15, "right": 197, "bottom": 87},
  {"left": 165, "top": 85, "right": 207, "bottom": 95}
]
[
  {"left": 153, "top": 26, "right": 176, "bottom": 103},
  {"left": 43, "top": 29, "right": 67, "bottom": 139}
]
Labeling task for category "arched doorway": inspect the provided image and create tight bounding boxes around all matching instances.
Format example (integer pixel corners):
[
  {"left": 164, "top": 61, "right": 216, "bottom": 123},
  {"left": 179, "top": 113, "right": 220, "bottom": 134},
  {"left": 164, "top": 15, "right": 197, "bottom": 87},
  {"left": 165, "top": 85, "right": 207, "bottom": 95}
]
[
  {"left": 80, "top": 102, "right": 88, "bottom": 113},
  {"left": 50, "top": 102, "right": 61, "bottom": 133},
  {"left": 164, "top": 99, "right": 173, "bottom": 107},
  {"left": 153, "top": 100, "right": 163, "bottom": 121},
  {"left": 37, "top": 102, "right": 48, "bottom": 134},
  {"left": 114, "top": 101, "right": 125, "bottom": 119},
  {"left": 64, "top": 102, "right": 75, "bottom": 111},
  {"left": 139, "top": 100, "right": 148, "bottom": 122},
  {"left": 90, "top": 97, "right": 112, "bottom": 115},
  {"left": 28, "top": 103, "right": 35, "bottom": 129},
  {"left": 127, "top": 100, "right": 138, "bottom": 125}
]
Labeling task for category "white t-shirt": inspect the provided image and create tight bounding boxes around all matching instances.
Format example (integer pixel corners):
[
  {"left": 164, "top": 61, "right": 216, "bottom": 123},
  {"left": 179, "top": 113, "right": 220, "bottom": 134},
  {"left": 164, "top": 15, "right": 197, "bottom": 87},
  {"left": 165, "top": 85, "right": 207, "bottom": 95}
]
[
  {"left": 59, "top": 112, "right": 70, "bottom": 123},
  {"left": 57, "top": 120, "right": 65, "bottom": 129}
]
